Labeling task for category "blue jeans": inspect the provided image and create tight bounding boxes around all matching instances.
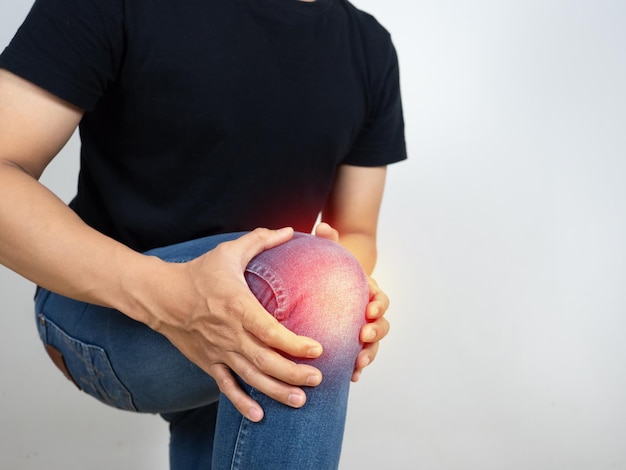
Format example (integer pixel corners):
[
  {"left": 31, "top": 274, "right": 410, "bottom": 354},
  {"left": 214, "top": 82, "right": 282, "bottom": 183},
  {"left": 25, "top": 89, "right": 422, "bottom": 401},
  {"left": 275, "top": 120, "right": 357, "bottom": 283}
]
[{"left": 34, "top": 232, "right": 368, "bottom": 469}]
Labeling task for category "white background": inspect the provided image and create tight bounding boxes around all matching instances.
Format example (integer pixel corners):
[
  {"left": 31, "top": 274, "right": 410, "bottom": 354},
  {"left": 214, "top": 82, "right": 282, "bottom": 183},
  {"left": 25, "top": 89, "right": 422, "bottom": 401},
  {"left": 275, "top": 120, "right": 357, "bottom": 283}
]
[{"left": 2, "top": 0, "right": 626, "bottom": 468}]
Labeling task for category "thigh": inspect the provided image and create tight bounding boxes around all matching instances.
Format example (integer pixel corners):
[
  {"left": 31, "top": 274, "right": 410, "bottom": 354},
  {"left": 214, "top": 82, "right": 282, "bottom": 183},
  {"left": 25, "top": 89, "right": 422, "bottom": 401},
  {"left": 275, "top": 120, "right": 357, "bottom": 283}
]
[
  {"left": 34, "top": 232, "right": 247, "bottom": 413},
  {"left": 35, "top": 288, "right": 220, "bottom": 413}
]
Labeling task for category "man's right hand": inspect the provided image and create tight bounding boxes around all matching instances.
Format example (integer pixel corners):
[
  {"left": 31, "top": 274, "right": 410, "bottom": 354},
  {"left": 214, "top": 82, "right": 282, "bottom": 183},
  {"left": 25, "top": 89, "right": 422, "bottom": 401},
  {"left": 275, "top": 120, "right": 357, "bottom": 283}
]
[{"left": 142, "top": 227, "right": 324, "bottom": 422}]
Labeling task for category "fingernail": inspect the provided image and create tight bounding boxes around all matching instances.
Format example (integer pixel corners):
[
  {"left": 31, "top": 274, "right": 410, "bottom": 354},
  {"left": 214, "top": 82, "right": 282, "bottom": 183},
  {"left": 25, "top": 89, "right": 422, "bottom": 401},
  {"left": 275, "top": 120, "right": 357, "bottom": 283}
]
[
  {"left": 288, "top": 393, "right": 305, "bottom": 406},
  {"left": 366, "top": 329, "right": 376, "bottom": 341},
  {"left": 368, "top": 306, "right": 381, "bottom": 319},
  {"left": 249, "top": 407, "right": 263, "bottom": 422},
  {"left": 307, "top": 374, "right": 322, "bottom": 386},
  {"left": 307, "top": 346, "right": 322, "bottom": 357}
]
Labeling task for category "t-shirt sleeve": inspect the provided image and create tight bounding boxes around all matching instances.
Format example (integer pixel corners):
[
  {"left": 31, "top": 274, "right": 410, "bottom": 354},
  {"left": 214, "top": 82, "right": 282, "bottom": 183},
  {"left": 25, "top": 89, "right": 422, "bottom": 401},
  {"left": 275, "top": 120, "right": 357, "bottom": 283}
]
[
  {"left": 343, "top": 33, "right": 407, "bottom": 167},
  {"left": 0, "top": 0, "right": 124, "bottom": 111}
]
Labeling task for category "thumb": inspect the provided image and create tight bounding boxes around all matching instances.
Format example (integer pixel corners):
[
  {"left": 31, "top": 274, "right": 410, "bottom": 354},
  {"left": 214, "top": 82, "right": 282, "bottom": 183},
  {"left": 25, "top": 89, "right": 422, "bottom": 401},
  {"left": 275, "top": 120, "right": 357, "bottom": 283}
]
[{"left": 221, "top": 227, "right": 295, "bottom": 269}]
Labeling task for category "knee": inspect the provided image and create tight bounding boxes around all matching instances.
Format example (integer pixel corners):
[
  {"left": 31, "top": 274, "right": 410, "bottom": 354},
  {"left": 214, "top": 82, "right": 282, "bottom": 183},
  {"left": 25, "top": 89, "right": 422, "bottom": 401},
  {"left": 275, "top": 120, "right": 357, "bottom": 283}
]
[{"left": 245, "top": 233, "right": 368, "bottom": 356}]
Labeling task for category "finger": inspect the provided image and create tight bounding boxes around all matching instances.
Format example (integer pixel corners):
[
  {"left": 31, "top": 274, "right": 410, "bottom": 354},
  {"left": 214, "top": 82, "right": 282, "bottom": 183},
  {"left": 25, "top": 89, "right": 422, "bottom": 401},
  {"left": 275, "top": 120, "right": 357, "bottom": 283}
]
[
  {"left": 366, "top": 279, "right": 389, "bottom": 320},
  {"left": 240, "top": 293, "right": 323, "bottom": 359},
  {"left": 366, "top": 299, "right": 386, "bottom": 320},
  {"left": 228, "top": 352, "right": 322, "bottom": 409},
  {"left": 210, "top": 363, "right": 265, "bottom": 422},
  {"left": 314, "top": 222, "right": 339, "bottom": 242},
  {"left": 219, "top": 227, "right": 295, "bottom": 269},
  {"left": 359, "top": 317, "right": 390, "bottom": 343},
  {"left": 236, "top": 323, "right": 323, "bottom": 387},
  {"left": 367, "top": 276, "right": 389, "bottom": 304},
  {"left": 352, "top": 342, "right": 380, "bottom": 382}
]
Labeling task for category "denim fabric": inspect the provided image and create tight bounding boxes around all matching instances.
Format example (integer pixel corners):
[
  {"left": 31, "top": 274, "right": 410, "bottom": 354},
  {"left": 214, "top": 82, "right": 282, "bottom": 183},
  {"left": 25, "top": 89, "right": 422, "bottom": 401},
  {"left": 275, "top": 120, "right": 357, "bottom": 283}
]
[{"left": 34, "top": 232, "right": 369, "bottom": 469}]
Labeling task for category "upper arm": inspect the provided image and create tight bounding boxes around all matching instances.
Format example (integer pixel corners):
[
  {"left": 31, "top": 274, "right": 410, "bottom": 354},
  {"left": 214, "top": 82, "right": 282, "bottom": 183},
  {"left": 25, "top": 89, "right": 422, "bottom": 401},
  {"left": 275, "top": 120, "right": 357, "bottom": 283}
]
[
  {"left": 321, "top": 164, "right": 387, "bottom": 238},
  {"left": 0, "top": 68, "right": 84, "bottom": 179}
]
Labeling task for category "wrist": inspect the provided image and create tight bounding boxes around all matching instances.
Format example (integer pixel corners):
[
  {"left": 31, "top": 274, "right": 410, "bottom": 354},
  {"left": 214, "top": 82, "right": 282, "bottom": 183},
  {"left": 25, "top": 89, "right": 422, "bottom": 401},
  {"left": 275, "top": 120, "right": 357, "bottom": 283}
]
[{"left": 113, "top": 253, "right": 186, "bottom": 329}]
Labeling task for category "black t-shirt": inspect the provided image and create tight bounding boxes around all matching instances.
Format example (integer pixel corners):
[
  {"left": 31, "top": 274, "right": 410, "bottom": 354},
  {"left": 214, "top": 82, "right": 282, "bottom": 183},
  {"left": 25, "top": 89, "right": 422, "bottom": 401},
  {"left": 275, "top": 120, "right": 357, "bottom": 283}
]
[{"left": 0, "top": 0, "right": 407, "bottom": 251}]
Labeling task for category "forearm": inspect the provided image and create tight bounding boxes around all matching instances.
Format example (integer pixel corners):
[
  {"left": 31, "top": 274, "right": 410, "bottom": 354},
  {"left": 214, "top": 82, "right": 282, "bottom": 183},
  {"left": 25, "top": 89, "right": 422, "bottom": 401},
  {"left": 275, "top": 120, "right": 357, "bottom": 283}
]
[
  {"left": 321, "top": 165, "right": 386, "bottom": 276},
  {"left": 337, "top": 232, "right": 377, "bottom": 276},
  {"left": 0, "top": 162, "right": 163, "bottom": 323}
]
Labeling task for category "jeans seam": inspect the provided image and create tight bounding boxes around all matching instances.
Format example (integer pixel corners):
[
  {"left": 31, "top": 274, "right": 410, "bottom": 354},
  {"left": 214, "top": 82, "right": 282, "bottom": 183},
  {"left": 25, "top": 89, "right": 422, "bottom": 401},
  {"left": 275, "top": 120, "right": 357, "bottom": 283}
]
[
  {"left": 230, "top": 402, "right": 253, "bottom": 470},
  {"left": 245, "top": 264, "right": 288, "bottom": 321},
  {"left": 37, "top": 313, "right": 137, "bottom": 411}
]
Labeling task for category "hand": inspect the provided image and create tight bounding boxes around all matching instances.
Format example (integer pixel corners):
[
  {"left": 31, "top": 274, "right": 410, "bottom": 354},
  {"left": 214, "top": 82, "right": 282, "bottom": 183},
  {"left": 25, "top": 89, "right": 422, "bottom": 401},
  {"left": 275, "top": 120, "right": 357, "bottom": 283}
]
[
  {"left": 313, "top": 222, "right": 390, "bottom": 382},
  {"left": 150, "top": 228, "right": 324, "bottom": 422},
  {"left": 352, "top": 276, "right": 390, "bottom": 382}
]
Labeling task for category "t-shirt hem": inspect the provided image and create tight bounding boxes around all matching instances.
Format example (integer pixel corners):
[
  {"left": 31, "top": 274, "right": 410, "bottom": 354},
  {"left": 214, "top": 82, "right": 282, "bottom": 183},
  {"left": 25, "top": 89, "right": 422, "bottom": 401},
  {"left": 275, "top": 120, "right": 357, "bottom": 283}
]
[{"left": 342, "top": 145, "right": 408, "bottom": 167}]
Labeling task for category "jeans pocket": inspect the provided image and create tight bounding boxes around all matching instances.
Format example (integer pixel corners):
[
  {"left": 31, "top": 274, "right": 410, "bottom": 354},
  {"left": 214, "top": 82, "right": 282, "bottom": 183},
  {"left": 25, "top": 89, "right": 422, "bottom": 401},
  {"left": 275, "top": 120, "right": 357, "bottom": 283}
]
[{"left": 37, "top": 313, "right": 137, "bottom": 412}]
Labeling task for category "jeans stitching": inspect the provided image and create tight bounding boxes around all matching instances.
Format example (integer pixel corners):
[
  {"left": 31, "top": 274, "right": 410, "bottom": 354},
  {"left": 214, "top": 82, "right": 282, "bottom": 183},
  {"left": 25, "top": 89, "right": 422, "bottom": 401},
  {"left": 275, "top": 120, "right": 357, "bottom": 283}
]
[
  {"left": 245, "top": 264, "right": 288, "bottom": 321},
  {"left": 38, "top": 314, "right": 137, "bottom": 411},
  {"left": 230, "top": 404, "right": 252, "bottom": 470}
]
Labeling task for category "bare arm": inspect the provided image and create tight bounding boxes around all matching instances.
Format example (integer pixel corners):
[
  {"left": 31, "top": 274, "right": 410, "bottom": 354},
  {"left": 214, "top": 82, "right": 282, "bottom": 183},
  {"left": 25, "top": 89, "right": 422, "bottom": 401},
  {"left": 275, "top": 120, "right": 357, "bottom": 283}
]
[
  {"left": 319, "top": 164, "right": 391, "bottom": 381},
  {"left": 0, "top": 69, "right": 184, "bottom": 322},
  {"left": 321, "top": 164, "right": 386, "bottom": 274},
  {"left": 0, "top": 69, "right": 323, "bottom": 421}
]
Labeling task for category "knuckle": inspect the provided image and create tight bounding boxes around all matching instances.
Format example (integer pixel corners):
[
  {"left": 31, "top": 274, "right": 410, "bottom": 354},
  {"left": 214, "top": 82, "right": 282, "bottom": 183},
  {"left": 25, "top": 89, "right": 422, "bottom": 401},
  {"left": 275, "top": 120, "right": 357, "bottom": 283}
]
[
  {"left": 253, "top": 350, "right": 271, "bottom": 371},
  {"left": 212, "top": 240, "right": 231, "bottom": 256},
  {"left": 213, "top": 325, "right": 237, "bottom": 348},
  {"left": 214, "top": 370, "right": 237, "bottom": 394},
  {"left": 222, "top": 295, "right": 247, "bottom": 320},
  {"left": 253, "top": 319, "right": 280, "bottom": 344},
  {"left": 238, "top": 364, "right": 256, "bottom": 384},
  {"left": 249, "top": 228, "right": 267, "bottom": 243}
]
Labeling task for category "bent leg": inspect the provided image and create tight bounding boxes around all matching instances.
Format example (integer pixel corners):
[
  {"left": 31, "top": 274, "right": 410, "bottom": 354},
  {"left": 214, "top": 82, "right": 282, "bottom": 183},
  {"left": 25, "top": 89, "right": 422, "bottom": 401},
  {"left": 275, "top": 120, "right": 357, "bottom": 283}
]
[
  {"left": 33, "top": 232, "right": 245, "bottom": 414},
  {"left": 212, "top": 233, "right": 369, "bottom": 469},
  {"left": 34, "top": 233, "right": 246, "bottom": 470},
  {"left": 34, "top": 232, "right": 368, "bottom": 470}
]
